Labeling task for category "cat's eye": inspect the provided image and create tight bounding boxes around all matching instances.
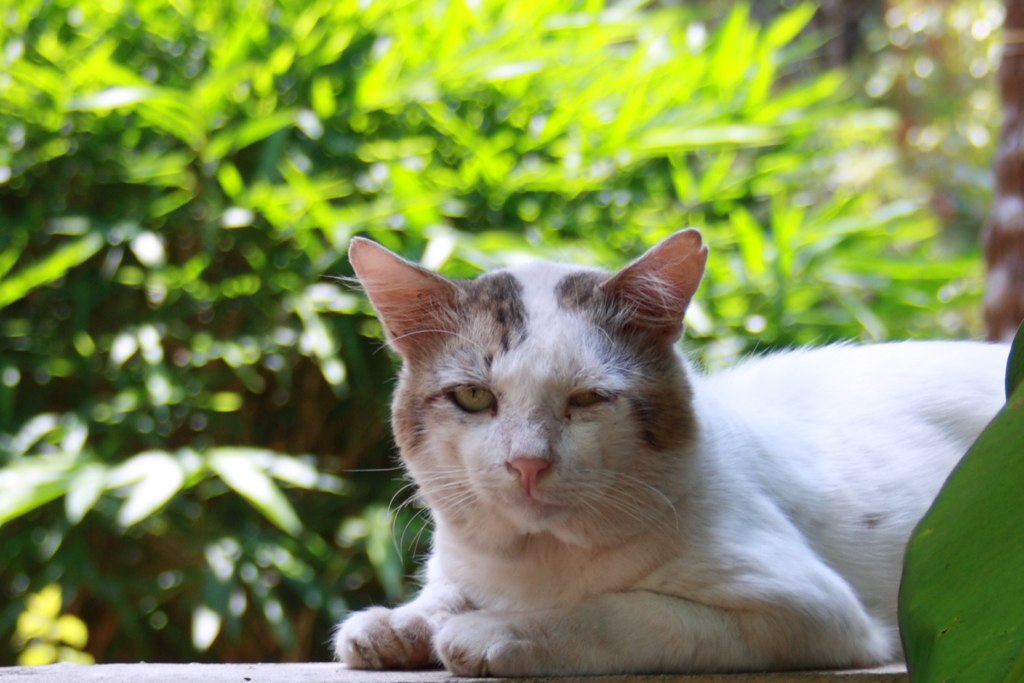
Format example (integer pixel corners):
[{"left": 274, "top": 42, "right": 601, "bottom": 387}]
[
  {"left": 568, "top": 390, "right": 611, "bottom": 409},
  {"left": 450, "top": 386, "right": 497, "bottom": 413}
]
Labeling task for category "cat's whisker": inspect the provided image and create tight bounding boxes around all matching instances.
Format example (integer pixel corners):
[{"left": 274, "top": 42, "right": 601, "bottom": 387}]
[
  {"left": 607, "top": 471, "right": 683, "bottom": 533},
  {"left": 343, "top": 465, "right": 406, "bottom": 474},
  {"left": 397, "top": 506, "right": 434, "bottom": 563},
  {"left": 564, "top": 477, "right": 679, "bottom": 538},
  {"left": 388, "top": 327, "right": 489, "bottom": 355}
]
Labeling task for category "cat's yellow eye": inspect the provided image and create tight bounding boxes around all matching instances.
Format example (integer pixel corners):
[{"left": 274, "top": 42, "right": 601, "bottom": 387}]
[
  {"left": 451, "top": 386, "right": 497, "bottom": 413},
  {"left": 568, "top": 390, "right": 611, "bottom": 409}
]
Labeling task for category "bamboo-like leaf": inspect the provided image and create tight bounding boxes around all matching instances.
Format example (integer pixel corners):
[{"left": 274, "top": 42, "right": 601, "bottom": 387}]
[
  {"left": 208, "top": 449, "right": 302, "bottom": 535},
  {"left": 763, "top": 3, "right": 817, "bottom": 50},
  {"left": 65, "top": 464, "right": 107, "bottom": 525},
  {"left": 364, "top": 505, "right": 404, "bottom": 601},
  {"left": 0, "top": 233, "right": 103, "bottom": 308},
  {"left": 1006, "top": 321, "right": 1024, "bottom": 399},
  {"left": 203, "top": 111, "right": 299, "bottom": 163},
  {"left": 191, "top": 604, "right": 223, "bottom": 652},
  {"left": 68, "top": 86, "right": 155, "bottom": 111},
  {"left": 0, "top": 466, "right": 68, "bottom": 527},
  {"left": 730, "top": 207, "right": 767, "bottom": 279},
  {"left": 115, "top": 451, "right": 187, "bottom": 528},
  {"left": 636, "top": 124, "right": 781, "bottom": 155},
  {"left": 7, "top": 413, "right": 61, "bottom": 457},
  {"left": 0, "top": 230, "right": 28, "bottom": 281}
]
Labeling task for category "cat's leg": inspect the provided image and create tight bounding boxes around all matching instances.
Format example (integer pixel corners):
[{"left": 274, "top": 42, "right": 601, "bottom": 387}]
[
  {"left": 434, "top": 579, "right": 891, "bottom": 676},
  {"left": 333, "top": 560, "right": 469, "bottom": 669}
]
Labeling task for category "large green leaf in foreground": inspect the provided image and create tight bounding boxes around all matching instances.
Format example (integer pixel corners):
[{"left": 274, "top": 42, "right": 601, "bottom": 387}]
[{"left": 899, "top": 324, "right": 1024, "bottom": 682}]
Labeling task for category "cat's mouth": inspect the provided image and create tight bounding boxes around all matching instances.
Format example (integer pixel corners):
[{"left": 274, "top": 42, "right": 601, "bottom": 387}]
[{"left": 497, "top": 487, "right": 571, "bottom": 526}]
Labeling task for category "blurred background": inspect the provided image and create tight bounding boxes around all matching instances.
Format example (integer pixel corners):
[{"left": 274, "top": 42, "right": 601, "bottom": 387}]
[{"left": 0, "top": 0, "right": 1010, "bottom": 665}]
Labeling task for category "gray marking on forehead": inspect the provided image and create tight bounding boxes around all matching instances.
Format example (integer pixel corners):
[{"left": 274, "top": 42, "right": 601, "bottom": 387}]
[
  {"left": 459, "top": 271, "right": 528, "bottom": 353},
  {"left": 555, "top": 271, "right": 606, "bottom": 311}
]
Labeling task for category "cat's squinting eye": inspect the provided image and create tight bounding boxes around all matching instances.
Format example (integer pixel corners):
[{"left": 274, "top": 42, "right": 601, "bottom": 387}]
[
  {"left": 568, "top": 390, "right": 611, "bottom": 408},
  {"left": 450, "top": 386, "right": 497, "bottom": 413}
]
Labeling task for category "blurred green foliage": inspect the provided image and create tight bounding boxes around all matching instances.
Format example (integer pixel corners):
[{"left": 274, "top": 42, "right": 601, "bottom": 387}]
[
  {"left": 0, "top": 0, "right": 997, "bottom": 664},
  {"left": 859, "top": 0, "right": 1005, "bottom": 242}
]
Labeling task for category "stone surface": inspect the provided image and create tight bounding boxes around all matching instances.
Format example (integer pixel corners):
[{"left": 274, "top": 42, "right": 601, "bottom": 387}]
[{"left": 0, "top": 663, "right": 908, "bottom": 682}]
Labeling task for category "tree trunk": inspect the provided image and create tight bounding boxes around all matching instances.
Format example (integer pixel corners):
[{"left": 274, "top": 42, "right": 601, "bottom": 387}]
[{"left": 983, "top": 0, "right": 1024, "bottom": 341}]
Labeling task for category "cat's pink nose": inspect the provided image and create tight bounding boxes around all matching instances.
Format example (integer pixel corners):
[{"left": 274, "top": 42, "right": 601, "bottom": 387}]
[{"left": 506, "top": 457, "right": 551, "bottom": 495}]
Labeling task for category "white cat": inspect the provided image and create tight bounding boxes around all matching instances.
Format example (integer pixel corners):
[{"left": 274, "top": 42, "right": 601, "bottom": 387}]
[{"left": 334, "top": 229, "right": 1007, "bottom": 675}]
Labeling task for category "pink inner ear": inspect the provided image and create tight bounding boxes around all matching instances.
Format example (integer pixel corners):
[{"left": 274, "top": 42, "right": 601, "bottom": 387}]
[
  {"left": 349, "top": 238, "right": 458, "bottom": 359},
  {"left": 601, "top": 230, "right": 708, "bottom": 341}
]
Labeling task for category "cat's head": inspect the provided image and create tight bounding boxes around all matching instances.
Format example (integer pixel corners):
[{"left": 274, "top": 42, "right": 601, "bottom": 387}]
[{"left": 350, "top": 231, "right": 708, "bottom": 549}]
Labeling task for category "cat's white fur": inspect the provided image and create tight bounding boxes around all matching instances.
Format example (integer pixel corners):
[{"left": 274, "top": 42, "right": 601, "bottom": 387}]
[{"left": 335, "top": 230, "right": 1007, "bottom": 675}]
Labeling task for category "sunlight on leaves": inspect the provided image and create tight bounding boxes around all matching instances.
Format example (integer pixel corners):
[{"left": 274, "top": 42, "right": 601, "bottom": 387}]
[
  {"left": 115, "top": 451, "right": 186, "bottom": 529},
  {"left": 65, "top": 464, "right": 107, "bottom": 525},
  {"left": 209, "top": 449, "right": 302, "bottom": 536},
  {"left": 191, "top": 604, "right": 223, "bottom": 652}
]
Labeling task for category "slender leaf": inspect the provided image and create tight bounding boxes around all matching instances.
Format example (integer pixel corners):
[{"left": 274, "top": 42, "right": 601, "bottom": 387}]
[
  {"left": 1006, "top": 321, "right": 1024, "bottom": 398},
  {"left": 208, "top": 449, "right": 302, "bottom": 536},
  {"left": 0, "top": 233, "right": 104, "bottom": 308},
  {"left": 114, "top": 451, "right": 187, "bottom": 528},
  {"left": 65, "top": 464, "right": 107, "bottom": 525}
]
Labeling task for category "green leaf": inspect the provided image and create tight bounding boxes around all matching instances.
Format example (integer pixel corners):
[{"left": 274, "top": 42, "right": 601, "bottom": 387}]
[
  {"left": 65, "top": 464, "right": 107, "bottom": 525},
  {"left": 191, "top": 604, "right": 222, "bottom": 652},
  {"left": 1005, "top": 321, "right": 1024, "bottom": 399},
  {"left": 69, "top": 86, "right": 155, "bottom": 111},
  {"left": 636, "top": 124, "right": 782, "bottom": 155},
  {"left": 54, "top": 614, "right": 89, "bottom": 649},
  {"left": 0, "top": 230, "right": 28, "bottom": 281},
  {"left": 203, "top": 111, "right": 298, "bottom": 162},
  {"left": 0, "top": 468, "right": 68, "bottom": 527},
  {"left": 899, "top": 327, "right": 1024, "bottom": 682},
  {"left": 0, "top": 233, "right": 104, "bottom": 308},
  {"left": 763, "top": 3, "right": 817, "bottom": 50},
  {"left": 114, "top": 451, "right": 187, "bottom": 528},
  {"left": 208, "top": 448, "right": 302, "bottom": 535},
  {"left": 363, "top": 505, "right": 405, "bottom": 602}
]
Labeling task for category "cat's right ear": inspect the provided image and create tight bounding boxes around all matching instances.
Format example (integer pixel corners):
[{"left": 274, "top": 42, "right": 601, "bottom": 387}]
[
  {"left": 348, "top": 238, "right": 459, "bottom": 361},
  {"left": 600, "top": 229, "right": 708, "bottom": 344}
]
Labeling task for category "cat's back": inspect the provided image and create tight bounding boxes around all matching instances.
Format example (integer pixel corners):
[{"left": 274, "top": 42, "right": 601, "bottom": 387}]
[
  {"left": 690, "top": 341, "right": 1007, "bottom": 623},
  {"left": 694, "top": 340, "right": 1007, "bottom": 477},
  {"left": 697, "top": 340, "right": 1006, "bottom": 430}
]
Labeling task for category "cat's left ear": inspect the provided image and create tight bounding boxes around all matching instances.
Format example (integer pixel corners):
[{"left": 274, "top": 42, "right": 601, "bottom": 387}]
[{"left": 600, "top": 229, "right": 708, "bottom": 343}]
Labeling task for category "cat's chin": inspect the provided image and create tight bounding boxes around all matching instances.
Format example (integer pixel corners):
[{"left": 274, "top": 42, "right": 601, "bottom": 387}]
[{"left": 496, "top": 490, "right": 572, "bottom": 534}]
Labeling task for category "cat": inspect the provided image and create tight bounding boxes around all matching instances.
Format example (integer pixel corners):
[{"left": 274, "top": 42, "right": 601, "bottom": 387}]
[{"left": 333, "top": 229, "right": 1008, "bottom": 675}]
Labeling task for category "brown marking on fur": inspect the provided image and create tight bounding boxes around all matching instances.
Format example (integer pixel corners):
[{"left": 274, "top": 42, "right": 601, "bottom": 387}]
[
  {"left": 555, "top": 271, "right": 605, "bottom": 310},
  {"left": 391, "top": 377, "right": 429, "bottom": 454},
  {"left": 557, "top": 272, "right": 698, "bottom": 452},
  {"left": 459, "top": 272, "right": 528, "bottom": 353},
  {"left": 390, "top": 273, "right": 526, "bottom": 455},
  {"left": 625, "top": 365, "right": 697, "bottom": 452},
  {"left": 557, "top": 268, "right": 687, "bottom": 346},
  {"left": 862, "top": 513, "right": 885, "bottom": 530}
]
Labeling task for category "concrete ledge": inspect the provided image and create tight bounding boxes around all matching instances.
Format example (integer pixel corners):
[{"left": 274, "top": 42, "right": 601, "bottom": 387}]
[{"left": 0, "top": 663, "right": 908, "bottom": 682}]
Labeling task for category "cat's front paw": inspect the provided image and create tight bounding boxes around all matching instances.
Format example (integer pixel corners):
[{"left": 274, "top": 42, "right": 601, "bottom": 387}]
[
  {"left": 435, "top": 611, "right": 551, "bottom": 676},
  {"left": 333, "top": 606, "right": 435, "bottom": 670}
]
